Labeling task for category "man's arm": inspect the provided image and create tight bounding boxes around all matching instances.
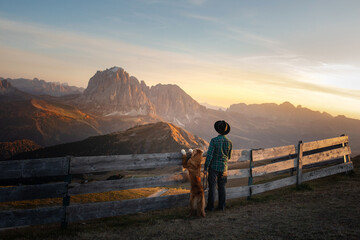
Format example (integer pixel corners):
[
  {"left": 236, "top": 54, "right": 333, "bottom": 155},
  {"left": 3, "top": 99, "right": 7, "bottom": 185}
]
[{"left": 228, "top": 141, "right": 233, "bottom": 159}]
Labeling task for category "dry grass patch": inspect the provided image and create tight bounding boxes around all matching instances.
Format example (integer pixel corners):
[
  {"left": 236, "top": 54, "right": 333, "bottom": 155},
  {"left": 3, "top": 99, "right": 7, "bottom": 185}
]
[{"left": 0, "top": 187, "right": 189, "bottom": 211}]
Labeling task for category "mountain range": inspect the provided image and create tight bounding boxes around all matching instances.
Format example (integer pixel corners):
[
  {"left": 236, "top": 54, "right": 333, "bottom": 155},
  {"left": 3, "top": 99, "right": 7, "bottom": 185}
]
[
  {"left": 1, "top": 77, "right": 84, "bottom": 97},
  {"left": 1, "top": 66, "right": 360, "bottom": 157}
]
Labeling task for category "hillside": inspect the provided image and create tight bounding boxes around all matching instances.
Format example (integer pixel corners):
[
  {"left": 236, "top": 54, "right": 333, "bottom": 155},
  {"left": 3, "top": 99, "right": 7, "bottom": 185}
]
[
  {"left": 14, "top": 122, "right": 208, "bottom": 159},
  {"left": 0, "top": 139, "right": 41, "bottom": 160},
  {"left": 0, "top": 81, "right": 102, "bottom": 146}
]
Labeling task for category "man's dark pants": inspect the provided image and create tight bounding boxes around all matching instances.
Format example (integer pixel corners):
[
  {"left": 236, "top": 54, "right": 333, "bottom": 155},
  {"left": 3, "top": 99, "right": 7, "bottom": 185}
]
[{"left": 206, "top": 168, "right": 227, "bottom": 211}]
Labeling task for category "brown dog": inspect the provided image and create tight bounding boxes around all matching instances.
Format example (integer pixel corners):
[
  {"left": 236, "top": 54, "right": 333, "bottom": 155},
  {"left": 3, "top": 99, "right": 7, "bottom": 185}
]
[{"left": 181, "top": 148, "right": 205, "bottom": 217}]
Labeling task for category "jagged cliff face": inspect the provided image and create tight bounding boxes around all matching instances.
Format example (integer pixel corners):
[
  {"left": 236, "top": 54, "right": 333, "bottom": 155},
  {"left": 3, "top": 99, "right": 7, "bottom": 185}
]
[
  {"left": 81, "top": 67, "right": 205, "bottom": 125},
  {"left": 82, "top": 67, "right": 155, "bottom": 116},
  {"left": 149, "top": 84, "right": 205, "bottom": 126}
]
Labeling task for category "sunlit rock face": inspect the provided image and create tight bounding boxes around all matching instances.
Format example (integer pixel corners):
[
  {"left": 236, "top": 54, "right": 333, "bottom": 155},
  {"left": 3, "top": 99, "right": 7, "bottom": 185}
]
[
  {"left": 82, "top": 67, "right": 155, "bottom": 116},
  {"left": 149, "top": 84, "right": 206, "bottom": 127},
  {"left": 81, "top": 67, "right": 205, "bottom": 122}
]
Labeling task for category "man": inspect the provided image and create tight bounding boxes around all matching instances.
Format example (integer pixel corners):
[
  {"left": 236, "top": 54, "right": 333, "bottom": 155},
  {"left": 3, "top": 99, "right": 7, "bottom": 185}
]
[{"left": 204, "top": 120, "right": 232, "bottom": 211}]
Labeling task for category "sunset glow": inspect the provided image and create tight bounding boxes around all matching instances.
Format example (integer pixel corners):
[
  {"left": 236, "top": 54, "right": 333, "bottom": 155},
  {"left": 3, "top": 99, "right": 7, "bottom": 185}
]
[{"left": 1, "top": 0, "right": 360, "bottom": 118}]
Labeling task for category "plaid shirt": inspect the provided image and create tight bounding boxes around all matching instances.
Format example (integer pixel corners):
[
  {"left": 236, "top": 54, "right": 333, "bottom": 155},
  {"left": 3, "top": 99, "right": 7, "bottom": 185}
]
[{"left": 204, "top": 135, "right": 233, "bottom": 173}]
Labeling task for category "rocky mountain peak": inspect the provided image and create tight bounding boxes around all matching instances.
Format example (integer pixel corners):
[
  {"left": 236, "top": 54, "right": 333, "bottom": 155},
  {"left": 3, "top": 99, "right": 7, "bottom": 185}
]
[
  {"left": 82, "top": 67, "right": 155, "bottom": 116},
  {"left": 149, "top": 84, "right": 205, "bottom": 126},
  {"left": 80, "top": 67, "right": 206, "bottom": 125}
]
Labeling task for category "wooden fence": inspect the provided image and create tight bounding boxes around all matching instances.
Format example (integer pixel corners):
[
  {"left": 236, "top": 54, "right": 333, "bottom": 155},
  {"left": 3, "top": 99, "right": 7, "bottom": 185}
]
[{"left": 0, "top": 135, "right": 353, "bottom": 229}]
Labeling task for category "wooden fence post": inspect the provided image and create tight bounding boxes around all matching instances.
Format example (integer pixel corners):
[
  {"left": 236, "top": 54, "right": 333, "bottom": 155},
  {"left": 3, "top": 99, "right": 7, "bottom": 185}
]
[
  {"left": 296, "top": 141, "right": 303, "bottom": 187},
  {"left": 340, "top": 134, "right": 351, "bottom": 163},
  {"left": 61, "top": 156, "right": 72, "bottom": 229},
  {"left": 247, "top": 150, "right": 253, "bottom": 200}
]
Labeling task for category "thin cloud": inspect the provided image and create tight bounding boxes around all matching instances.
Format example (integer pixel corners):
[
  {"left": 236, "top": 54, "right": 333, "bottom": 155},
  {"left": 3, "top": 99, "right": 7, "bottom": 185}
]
[
  {"left": 226, "top": 27, "right": 280, "bottom": 49},
  {"left": 184, "top": 13, "right": 219, "bottom": 23},
  {"left": 188, "top": 0, "right": 207, "bottom": 6}
]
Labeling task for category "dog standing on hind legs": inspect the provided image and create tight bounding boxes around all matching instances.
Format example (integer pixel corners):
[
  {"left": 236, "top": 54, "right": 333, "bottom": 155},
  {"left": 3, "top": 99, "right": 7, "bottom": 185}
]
[{"left": 181, "top": 148, "right": 206, "bottom": 217}]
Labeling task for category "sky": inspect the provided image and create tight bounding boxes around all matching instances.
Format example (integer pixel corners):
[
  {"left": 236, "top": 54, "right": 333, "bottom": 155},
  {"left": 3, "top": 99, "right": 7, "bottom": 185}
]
[{"left": 1, "top": 0, "right": 360, "bottom": 119}]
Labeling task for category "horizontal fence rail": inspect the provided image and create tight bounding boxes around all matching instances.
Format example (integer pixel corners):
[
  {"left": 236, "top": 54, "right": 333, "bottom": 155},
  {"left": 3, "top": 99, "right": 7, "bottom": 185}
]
[
  {"left": 0, "top": 157, "right": 69, "bottom": 180},
  {"left": 0, "top": 135, "right": 353, "bottom": 229}
]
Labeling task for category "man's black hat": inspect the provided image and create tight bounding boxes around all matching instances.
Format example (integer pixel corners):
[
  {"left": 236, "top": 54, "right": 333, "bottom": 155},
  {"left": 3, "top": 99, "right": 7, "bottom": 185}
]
[{"left": 214, "top": 120, "right": 230, "bottom": 135}]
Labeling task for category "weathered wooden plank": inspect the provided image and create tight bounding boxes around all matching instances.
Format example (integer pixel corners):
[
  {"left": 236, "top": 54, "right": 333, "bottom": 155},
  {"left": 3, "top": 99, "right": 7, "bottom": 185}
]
[
  {"left": 68, "top": 168, "right": 249, "bottom": 196},
  {"left": 0, "top": 157, "right": 69, "bottom": 180},
  {"left": 251, "top": 176, "right": 297, "bottom": 195},
  {"left": 71, "top": 149, "right": 251, "bottom": 175},
  {"left": 0, "top": 207, "right": 64, "bottom": 228},
  {"left": 67, "top": 193, "right": 190, "bottom": 222},
  {"left": 252, "top": 145, "right": 296, "bottom": 162},
  {"left": 302, "top": 146, "right": 351, "bottom": 166},
  {"left": 68, "top": 174, "right": 187, "bottom": 196},
  {"left": 302, "top": 162, "right": 353, "bottom": 182},
  {"left": 228, "top": 149, "right": 251, "bottom": 162},
  {"left": 252, "top": 159, "right": 295, "bottom": 177},
  {"left": 227, "top": 168, "right": 250, "bottom": 179},
  {"left": 226, "top": 185, "right": 250, "bottom": 200},
  {"left": 0, "top": 183, "right": 67, "bottom": 203},
  {"left": 302, "top": 135, "right": 348, "bottom": 152},
  {"left": 70, "top": 152, "right": 183, "bottom": 174},
  {"left": 303, "top": 158, "right": 343, "bottom": 169}
]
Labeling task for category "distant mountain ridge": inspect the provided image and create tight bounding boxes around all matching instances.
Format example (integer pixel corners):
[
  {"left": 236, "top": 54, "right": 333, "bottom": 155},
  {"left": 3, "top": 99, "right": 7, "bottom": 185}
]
[
  {"left": 1, "top": 67, "right": 360, "bottom": 156},
  {"left": 1, "top": 77, "right": 84, "bottom": 97}
]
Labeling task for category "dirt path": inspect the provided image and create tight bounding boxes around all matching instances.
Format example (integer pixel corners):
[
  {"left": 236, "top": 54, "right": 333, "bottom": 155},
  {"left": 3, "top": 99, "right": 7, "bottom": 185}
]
[{"left": 2, "top": 158, "right": 360, "bottom": 240}]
